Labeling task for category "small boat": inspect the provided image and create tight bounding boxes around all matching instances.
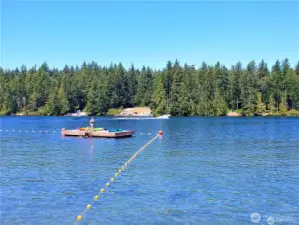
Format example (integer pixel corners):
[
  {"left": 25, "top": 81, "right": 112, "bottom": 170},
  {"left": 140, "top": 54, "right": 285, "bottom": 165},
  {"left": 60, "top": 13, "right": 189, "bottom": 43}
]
[
  {"left": 61, "top": 128, "right": 135, "bottom": 138},
  {"left": 156, "top": 114, "right": 171, "bottom": 119}
]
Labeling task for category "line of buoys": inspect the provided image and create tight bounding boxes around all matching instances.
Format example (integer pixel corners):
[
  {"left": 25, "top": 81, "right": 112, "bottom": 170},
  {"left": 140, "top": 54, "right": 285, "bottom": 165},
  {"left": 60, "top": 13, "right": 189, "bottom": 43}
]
[
  {"left": 74, "top": 130, "right": 163, "bottom": 224},
  {"left": 0, "top": 129, "right": 58, "bottom": 133}
]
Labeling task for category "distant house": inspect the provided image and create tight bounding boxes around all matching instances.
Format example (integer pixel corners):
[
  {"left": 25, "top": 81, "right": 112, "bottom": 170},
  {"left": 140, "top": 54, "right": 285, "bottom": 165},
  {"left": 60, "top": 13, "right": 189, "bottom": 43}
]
[{"left": 120, "top": 107, "right": 152, "bottom": 117}]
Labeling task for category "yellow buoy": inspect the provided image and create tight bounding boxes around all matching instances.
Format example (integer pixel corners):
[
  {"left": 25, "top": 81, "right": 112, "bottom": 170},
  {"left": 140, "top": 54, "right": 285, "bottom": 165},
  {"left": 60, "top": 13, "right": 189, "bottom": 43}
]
[
  {"left": 115, "top": 173, "right": 118, "bottom": 177},
  {"left": 87, "top": 204, "right": 92, "bottom": 209},
  {"left": 111, "top": 177, "right": 115, "bottom": 182},
  {"left": 118, "top": 169, "right": 122, "bottom": 173},
  {"left": 121, "top": 166, "right": 125, "bottom": 170},
  {"left": 77, "top": 215, "right": 82, "bottom": 221},
  {"left": 101, "top": 188, "right": 105, "bottom": 193},
  {"left": 94, "top": 195, "right": 99, "bottom": 200},
  {"left": 106, "top": 182, "right": 110, "bottom": 187}
]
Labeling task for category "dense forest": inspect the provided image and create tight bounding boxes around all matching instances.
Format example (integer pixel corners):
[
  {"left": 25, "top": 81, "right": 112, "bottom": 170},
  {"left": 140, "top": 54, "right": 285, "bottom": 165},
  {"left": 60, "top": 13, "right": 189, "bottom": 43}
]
[{"left": 0, "top": 59, "right": 299, "bottom": 116}]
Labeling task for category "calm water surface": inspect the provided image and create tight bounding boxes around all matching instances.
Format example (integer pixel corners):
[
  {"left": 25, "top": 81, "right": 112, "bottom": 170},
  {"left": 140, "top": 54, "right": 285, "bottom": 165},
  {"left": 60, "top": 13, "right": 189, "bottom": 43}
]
[{"left": 0, "top": 116, "right": 299, "bottom": 225}]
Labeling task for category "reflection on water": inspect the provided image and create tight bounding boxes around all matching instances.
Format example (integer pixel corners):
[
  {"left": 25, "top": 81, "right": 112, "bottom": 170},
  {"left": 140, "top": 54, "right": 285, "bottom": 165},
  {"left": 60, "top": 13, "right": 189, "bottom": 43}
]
[{"left": 89, "top": 138, "right": 94, "bottom": 161}]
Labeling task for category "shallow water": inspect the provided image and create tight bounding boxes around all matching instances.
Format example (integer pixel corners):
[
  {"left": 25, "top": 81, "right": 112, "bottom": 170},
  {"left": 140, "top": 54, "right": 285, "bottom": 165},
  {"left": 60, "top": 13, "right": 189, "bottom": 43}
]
[{"left": 0, "top": 116, "right": 299, "bottom": 225}]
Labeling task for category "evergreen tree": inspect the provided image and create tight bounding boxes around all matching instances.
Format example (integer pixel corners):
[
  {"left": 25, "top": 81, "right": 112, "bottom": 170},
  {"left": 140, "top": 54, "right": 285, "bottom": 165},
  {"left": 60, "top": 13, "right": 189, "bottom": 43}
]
[
  {"left": 257, "top": 60, "right": 270, "bottom": 105},
  {"left": 164, "top": 61, "right": 173, "bottom": 111},
  {"left": 45, "top": 87, "right": 60, "bottom": 115},
  {"left": 169, "top": 60, "right": 184, "bottom": 115},
  {"left": 271, "top": 60, "right": 282, "bottom": 109},
  {"left": 153, "top": 73, "right": 167, "bottom": 116},
  {"left": 85, "top": 80, "right": 99, "bottom": 115},
  {"left": 96, "top": 82, "right": 110, "bottom": 115},
  {"left": 295, "top": 62, "right": 299, "bottom": 76},
  {"left": 135, "top": 66, "right": 153, "bottom": 106},
  {"left": 255, "top": 92, "right": 266, "bottom": 115},
  {"left": 127, "top": 65, "right": 138, "bottom": 107},
  {"left": 241, "top": 61, "right": 258, "bottom": 115},
  {"left": 229, "top": 62, "right": 242, "bottom": 110},
  {"left": 279, "top": 94, "right": 288, "bottom": 116},
  {"left": 57, "top": 86, "right": 69, "bottom": 115},
  {"left": 213, "top": 88, "right": 227, "bottom": 116},
  {"left": 268, "top": 95, "right": 276, "bottom": 113}
]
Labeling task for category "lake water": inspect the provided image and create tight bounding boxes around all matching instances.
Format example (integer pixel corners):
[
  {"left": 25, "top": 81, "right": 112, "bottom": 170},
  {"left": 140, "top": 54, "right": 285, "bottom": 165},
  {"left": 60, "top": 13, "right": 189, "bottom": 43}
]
[{"left": 0, "top": 116, "right": 299, "bottom": 225}]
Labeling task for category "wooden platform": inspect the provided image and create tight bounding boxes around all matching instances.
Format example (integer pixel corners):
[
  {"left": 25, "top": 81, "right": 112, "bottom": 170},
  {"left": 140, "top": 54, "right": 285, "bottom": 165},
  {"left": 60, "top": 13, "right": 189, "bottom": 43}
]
[{"left": 61, "top": 129, "right": 135, "bottom": 138}]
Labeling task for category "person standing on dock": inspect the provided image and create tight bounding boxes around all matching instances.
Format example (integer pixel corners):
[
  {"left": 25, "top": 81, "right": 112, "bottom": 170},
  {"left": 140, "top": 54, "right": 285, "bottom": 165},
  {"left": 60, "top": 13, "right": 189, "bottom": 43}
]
[
  {"left": 85, "top": 117, "right": 95, "bottom": 137},
  {"left": 89, "top": 117, "right": 95, "bottom": 131}
]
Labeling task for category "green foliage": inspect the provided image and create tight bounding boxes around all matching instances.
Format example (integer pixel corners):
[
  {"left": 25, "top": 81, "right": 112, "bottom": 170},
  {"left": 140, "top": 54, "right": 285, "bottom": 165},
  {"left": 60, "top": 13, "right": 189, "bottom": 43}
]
[
  {"left": 213, "top": 89, "right": 228, "bottom": 116},
  {"left": 255, "top": 92, "right": 266, "bottom": 115},
  {"left": 135, "top": 66, "right": 154, "bottom": 106},
  {"left": 240, "top": 61, "right": 259, "bottom": 116},
  {"left": 106, "top": 108, "right": 122, "bottom": 116},
  {"left": 279, "top": 94, "right": 288, "bottom": 116},
  {"left": 197, "top": 89, "right": 227, "bottom": 116},
  {"left": 268, "top": 95, "right": 276, "bottom": 113},
  {"left": 0, "top": 108, "right": 10, "bottom": 116},
  {"left": 287, "top": 109, "right": 299, "bottom": 116},
  {"left": 234, "top": 109, "right": 243, "bottom": 114},
  {"left": 0, "top": 59, "right": 298, "bottom": 116},
  {"left": 152, "top": 73, "right": 167, "bottom": 116},
  {"left": 44, "top": 86, "right": 69, "bottom": 115}
]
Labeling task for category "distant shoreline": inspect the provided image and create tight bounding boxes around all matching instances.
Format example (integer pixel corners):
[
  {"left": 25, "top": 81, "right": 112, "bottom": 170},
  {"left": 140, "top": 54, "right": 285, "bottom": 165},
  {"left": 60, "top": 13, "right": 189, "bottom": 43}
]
[
  {"left": 2, "top": 114, "right": 299, "bottom": 117},
  {"left": 3, "top": 106, "right": 299, "bottom": 117}
]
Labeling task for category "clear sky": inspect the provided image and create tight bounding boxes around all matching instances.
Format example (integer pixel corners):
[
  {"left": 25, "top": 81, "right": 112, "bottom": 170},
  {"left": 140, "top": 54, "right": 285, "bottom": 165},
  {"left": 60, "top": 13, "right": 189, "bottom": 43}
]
[{"left": 1, "top": 0, "right": 299, "bottom": 70}]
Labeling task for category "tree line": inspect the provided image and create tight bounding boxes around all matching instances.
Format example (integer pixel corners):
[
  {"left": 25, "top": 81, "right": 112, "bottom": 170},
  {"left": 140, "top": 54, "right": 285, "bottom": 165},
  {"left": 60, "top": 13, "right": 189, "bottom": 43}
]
[{"left": 0, "top": 59, "right": 299, "bottom": 116}]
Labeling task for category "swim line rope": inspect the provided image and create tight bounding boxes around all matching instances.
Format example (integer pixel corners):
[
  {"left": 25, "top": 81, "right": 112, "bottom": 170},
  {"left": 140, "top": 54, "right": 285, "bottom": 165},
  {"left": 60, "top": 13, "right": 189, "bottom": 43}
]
[{"left": 74, "top": 131, "right": 162, "bottom": 224}]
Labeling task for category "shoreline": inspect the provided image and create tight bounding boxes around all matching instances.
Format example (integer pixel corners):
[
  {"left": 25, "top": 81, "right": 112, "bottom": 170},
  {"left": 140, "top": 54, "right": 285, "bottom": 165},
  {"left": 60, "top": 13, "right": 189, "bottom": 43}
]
[
  {"left": 2, "top": 114, "right": 299, "bottom": 117},
  {"left": 2, "top": 107, "right": 299, "bottom": 117},
  {"left": 2, "top": 108, "right": 299, "bottom": 117}
]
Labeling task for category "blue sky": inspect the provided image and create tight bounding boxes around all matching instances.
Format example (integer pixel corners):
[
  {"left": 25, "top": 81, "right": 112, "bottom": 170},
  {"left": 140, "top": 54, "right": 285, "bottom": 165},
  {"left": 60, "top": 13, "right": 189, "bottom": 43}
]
[{"left": 1, "top": 0, "right": 299, "bottom": 69}]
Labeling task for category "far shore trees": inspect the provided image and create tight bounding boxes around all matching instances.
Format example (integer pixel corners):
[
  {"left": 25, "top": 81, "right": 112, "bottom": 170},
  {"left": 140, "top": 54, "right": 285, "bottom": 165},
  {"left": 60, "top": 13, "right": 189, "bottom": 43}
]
[{"left": 1, "top": 59, "right": 299, "bottom": 116}]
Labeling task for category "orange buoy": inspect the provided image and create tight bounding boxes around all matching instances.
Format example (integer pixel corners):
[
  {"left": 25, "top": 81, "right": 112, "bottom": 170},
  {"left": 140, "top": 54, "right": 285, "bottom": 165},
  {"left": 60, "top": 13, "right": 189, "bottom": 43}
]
[{"left": 158, "top": 130, "right": 163, "bottom": 135}]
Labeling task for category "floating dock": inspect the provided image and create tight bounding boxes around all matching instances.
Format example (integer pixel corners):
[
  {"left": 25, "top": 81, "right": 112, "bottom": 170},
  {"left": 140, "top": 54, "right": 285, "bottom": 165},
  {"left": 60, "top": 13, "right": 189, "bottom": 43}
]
[{"left": 61, "top": 129, "right": 135, "bottom": 138}]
